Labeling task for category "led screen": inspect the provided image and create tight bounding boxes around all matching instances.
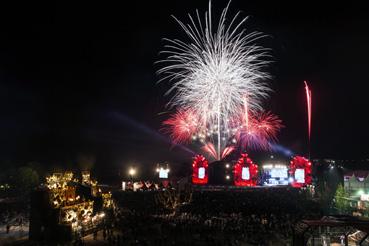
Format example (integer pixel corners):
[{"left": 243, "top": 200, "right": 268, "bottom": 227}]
[
  {"left": 270, "top": 168, "right": 288, "bottom": 178},
  {"left": 242, "top": 167, "right": 250, "bottom": 180},
  {"left": 198, "top": 167, "right": 205, "bottom": 179},
  {"left": 295, "top": 168, "right": 305, "bottom": 183},
  {"left": 159, "top": 169, "right": 169, "bottom": 179}
]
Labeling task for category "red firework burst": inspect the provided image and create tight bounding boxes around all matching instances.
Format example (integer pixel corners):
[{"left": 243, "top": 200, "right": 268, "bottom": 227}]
[
  {"left": 162, "top": 108, "right": 198, "bottom": 144},
  {"left": 237, "top": 111, "right": 283, "bottom": 150}
]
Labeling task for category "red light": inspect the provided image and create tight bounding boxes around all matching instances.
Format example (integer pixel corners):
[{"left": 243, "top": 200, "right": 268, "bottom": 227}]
[
  {"left": 234, "top": 153, "right": 258, "bottom": 187},
  {"left": 192, "top": 155, "right": 209, "bottom": 185},
  {"left": 289, "top": 155, "right": 312, "bottom": 188}
]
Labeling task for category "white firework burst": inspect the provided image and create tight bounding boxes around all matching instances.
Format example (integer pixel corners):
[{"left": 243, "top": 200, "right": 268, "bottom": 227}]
[{"left": 158, "top": 1, "right": 272, "bottom": 159}]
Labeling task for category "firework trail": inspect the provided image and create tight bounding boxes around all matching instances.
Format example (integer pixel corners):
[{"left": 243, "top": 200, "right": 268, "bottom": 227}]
[
  {"left": 304, "top": 81, "right": 312, "bottom": 157},
  {"left": 159, "top": 1, "right": 281, "bottom": 159},
  {"left": 304, "top": 81, "right": 312, "bottom": 141},
  {"left": 221, "top": 146, "right": 235, "bottom": 159},
  {"left": 202, "top": 142, "right": 218, "bottom": 159}
]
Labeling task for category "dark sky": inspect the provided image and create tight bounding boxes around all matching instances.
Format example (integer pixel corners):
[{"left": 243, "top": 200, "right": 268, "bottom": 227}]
[{"left": 0, "top": 1, "right": 368, "bottom": 172}]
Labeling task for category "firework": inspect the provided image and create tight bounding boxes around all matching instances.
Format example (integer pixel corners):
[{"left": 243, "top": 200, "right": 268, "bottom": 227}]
[
  {"left": 236, "top": 111, "right": 283, "bottom": 150},
  {"left": 162, "top": 108, "right": 199, "bottom": 144},
  {"left": 202, "top": 142, "right": 218, "bottom": 159},
  {"left": 221, "top": 146, "right": 235, "bottom": 159},
  {"left": 304, "top": 81, "right": 312, "bottom": 144},
  {"left": 159, "top": 1, "right": 280, "bottom": 159}
]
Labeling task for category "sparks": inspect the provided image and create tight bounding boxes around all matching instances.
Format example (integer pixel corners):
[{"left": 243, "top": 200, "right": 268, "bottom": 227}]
[
  {"left": 159, "top": 1, "right": 280, "bottom": 159},
  {"left": 202, "top": 142, "right": 218, "bottom": 159},
  {"left": 236, "top": 111, "right": 283, "bottom": 150},
  {"left": 162, "top": 108, "right": 199, "bottom": 144}
]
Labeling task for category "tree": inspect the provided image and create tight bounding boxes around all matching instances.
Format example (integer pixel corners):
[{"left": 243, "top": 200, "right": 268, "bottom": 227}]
[
  {"left": 77, "top": 154, "right": 96, "bottom": 171},
  {"left": 155, "top": 189, "right": 192, "bottom": 214},
  {"left": 334, "top": 184, "right": 350, "bottom": 214},
  {"left": 16, "top": 166, "right": 39, "bottom": 193}
]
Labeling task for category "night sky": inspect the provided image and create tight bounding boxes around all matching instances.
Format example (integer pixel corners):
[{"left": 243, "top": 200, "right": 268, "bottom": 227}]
[{"left": 0, "top": 1, "right": 368, "bottom": 174}]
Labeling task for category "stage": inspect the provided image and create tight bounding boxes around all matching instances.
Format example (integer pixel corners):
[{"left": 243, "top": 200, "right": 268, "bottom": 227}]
[{"left": 191, "top": 184, "right": 298, "bottom": 191}]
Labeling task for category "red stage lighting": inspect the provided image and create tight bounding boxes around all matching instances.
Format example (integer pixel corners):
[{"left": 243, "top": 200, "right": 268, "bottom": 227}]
[
  {"left": 289, "top": 156, "right": 312, "bottom": 188},
  {"left": 234, "top": 153, "right": 258, "bottom": 186},
  {"left": 192, "top": 155, "right": 209, "bottom": 184}
]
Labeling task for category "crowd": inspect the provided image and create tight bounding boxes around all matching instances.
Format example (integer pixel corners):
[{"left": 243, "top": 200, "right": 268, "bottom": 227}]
[
  {"left": 0, "top": 200, "right": 29, "bottom": 233},
  {"left": 124, "top": 180, "right": 175, "bottom": 192},
  {"left": 0, "top": 184, "right": 321, "bottom": 245},
  {"left": 109, "top": 187, "right": 321, "bottom": 245}
]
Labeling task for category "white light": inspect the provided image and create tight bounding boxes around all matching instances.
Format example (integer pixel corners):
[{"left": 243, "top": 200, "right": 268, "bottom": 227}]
[
  {"left": 225, "top": 164, "right": 230, "bottom": 168},
  {"left": 274, "top": 164, "right": 287, "bottom": 169},
  {"left": 295, "top": 169, "right": 305, "bottom": 183},
  {"left": 226, "top": 175, "right": 230, "bottom": 180},
  {"left": 159, "top": 168, "right": 169, "bottom": 179},
  {"left": 129, "top": 168, "right": 136, "bottom": 176},
  {"left": 263, "top": 164, "right": 273, "bottom": 169},
  {"left": 242, "top": 167, "right": 250, "bottom": 180},
  {"left": 361, "top": 194, "right": 369, "bottom": 201},
  {"left": 198, "top": 167, "right": 205, "bottom": 179}
]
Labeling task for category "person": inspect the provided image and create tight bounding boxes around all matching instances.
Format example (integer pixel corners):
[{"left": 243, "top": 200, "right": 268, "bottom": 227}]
[
  {"left": 6, "top": 224, "right": 10, "bottom": 234},
  {"left": 93, "top": 230, "right": 97, "bottom": 240}
]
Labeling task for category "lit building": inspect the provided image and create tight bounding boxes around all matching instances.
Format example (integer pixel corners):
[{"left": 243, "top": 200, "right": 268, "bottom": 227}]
[
  {"left": 342, "top": 170, "right": 369, "bottom": 217},
  {"left": 156, "top": 162, "right": 170, "bottom": 179},
  {"left": 344, "top": 171, "right": 369, "bottom": 195},
  {"left": 29, "top": 171, "right": 114, "bottom": 242}
]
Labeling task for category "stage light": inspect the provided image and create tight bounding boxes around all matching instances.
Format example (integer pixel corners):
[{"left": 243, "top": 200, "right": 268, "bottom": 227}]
[
  {"left": 263, "top": 164, "right": 273, "bottom": 169},
  {"left": 226, "top": 175, "right": 230, "bottom": 180},
  {"left": 129, "top": 168, "right": 136, "bottom": 176},
  {"left": 225, "top": 164, "right": 230, "bottom": 168}
]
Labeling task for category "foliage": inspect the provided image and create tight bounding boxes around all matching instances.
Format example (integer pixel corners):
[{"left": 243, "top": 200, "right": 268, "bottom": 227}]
[
  {"left": 155, "top": 189, "right": 192, "bottom": 213},
  {"left": 334, "top": 184, "right": 350, "bottom": 214},
  {"left": 16, "top": 166, "right": 39, "bottom": 193}
]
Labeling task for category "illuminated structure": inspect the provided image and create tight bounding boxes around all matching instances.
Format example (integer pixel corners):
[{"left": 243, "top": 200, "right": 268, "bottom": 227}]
[
  {"left": 192, "top": 155, "right": 209, "bottom": 185},
  {"left": 29, "top": 171, "right": 114, "bottom": 242},
  {"left": 344, "top": 171, "right": 369, "bottom": 195},
  {"left": 190, "top": 153, "right": 312, "bottom": 188},
  {"left": 289, "top": 156, "right": 312, "bottom": 188},
  {"left": 262, "top": 163, "right": 289, "bottom": 186},
  {"left": 234, "top": 153, "right": 258, "bottom": 186},
  {"left": 156, "top": 163, "right": 170, "bottom": 179}
]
